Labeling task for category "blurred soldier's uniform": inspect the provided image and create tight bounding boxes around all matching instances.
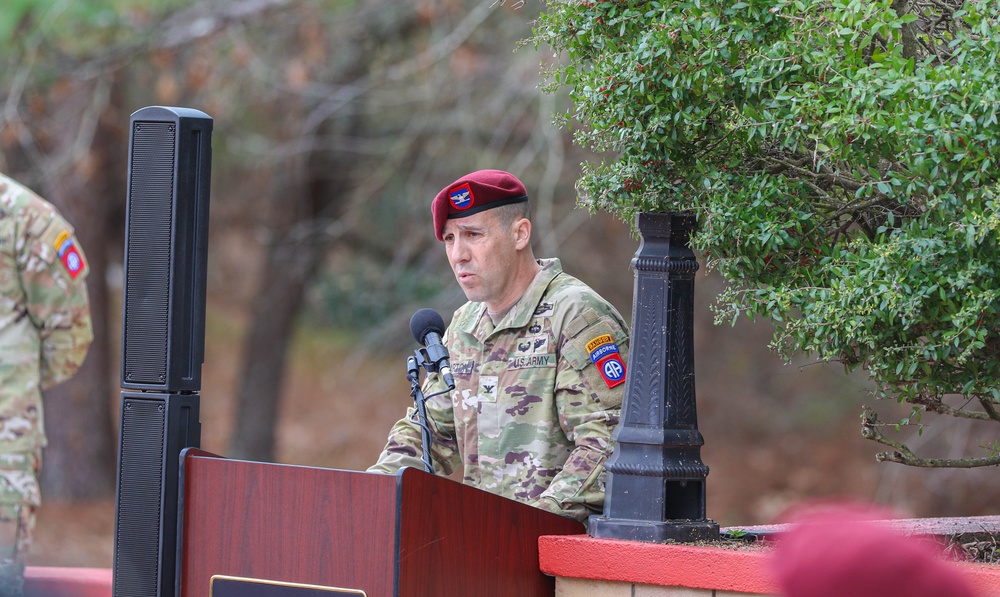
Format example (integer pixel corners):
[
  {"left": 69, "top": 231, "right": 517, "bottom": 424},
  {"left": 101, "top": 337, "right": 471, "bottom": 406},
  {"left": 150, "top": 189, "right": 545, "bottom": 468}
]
[{"left": 0, "top": 173, "right": 92, "bottom": 596}]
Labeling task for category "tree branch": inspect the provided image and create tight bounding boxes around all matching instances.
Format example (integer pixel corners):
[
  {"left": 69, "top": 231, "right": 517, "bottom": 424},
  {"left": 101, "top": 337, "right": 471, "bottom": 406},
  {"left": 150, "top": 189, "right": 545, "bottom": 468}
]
[
  {"left": 875, "top": 450, "right": 1000, "bottom": 468},
  {"left": 978, "top": 395, "right": 1000, "bottom": 423},
  {"left": 158, "top": 0, "right": 293, "bottom": 49},
  {"left": 862, "top": 405, "right": 1000, "bottom": 468},
  {"left": 908, "top": 391, "right": 996, "bottom": 421}
]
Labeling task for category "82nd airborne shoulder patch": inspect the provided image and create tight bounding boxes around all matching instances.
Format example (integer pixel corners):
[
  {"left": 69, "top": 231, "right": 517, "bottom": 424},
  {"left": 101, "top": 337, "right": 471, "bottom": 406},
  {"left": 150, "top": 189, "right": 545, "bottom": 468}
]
[
  {"left": 586, "top": 334, "right": 626, "bottom": 388},
  {"left": 54, "top": 230, "right": 85, "bottom": 279}
]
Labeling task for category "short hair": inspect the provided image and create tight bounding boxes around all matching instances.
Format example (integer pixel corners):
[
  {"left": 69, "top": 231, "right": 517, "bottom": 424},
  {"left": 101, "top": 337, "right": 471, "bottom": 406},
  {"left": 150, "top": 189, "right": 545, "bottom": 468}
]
[{"left": 494, "top": 201, "right": 531, "bottom": 230}]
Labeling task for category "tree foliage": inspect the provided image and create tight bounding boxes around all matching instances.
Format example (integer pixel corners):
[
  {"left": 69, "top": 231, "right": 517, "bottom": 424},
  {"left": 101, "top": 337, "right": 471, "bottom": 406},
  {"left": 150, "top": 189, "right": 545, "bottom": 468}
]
[
  {"left": 535, "top": 0, "right": 1000, "bottom": 466},
  {"left": 5, "top": 0, "right": 593, "bottom": 466}
]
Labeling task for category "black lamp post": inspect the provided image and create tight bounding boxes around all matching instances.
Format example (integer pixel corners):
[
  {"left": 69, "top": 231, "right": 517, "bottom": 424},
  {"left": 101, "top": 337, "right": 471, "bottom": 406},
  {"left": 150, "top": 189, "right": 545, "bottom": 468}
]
[{"left": 589, "top": 212, "right": 719, "bottom": 542}]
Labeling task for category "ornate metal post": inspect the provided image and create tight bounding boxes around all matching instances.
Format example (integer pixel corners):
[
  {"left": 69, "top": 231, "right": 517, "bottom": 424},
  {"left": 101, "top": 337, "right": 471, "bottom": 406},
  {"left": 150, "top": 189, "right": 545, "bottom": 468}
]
[{"left": 589, "top": 212, "right": 719, "bottom": 542}]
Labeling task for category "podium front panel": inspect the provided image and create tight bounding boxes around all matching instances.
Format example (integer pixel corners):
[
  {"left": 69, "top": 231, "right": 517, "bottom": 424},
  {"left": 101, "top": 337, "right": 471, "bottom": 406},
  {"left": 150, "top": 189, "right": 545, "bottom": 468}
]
[
  {"left": 179, "top": 455, "right": 397, "bottom": 597},
  {"left": 395, "top": 468, "right": 584, "bottom": 597}
]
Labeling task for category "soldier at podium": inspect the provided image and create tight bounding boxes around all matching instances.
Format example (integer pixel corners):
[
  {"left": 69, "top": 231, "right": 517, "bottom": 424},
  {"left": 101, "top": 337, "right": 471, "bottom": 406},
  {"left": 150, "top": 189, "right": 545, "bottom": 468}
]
[{"left": 369, "top": 169, "right": 629, "bottom": 523}]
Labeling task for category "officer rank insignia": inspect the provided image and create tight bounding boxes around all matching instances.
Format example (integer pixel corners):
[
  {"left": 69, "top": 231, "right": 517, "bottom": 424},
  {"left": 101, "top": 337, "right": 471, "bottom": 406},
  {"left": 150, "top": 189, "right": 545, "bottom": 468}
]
[
  {"left": 478, "top": 376, "right": 498, "bottom": 399},
  {"left": 449, "top": 183, "right": 474, "bottom": 210},
  {"left": 54, "top": 230, "right": 85, "bottom": 279},
  {"left": 586, "top": 334, "right": 627, "bottom": 388}
]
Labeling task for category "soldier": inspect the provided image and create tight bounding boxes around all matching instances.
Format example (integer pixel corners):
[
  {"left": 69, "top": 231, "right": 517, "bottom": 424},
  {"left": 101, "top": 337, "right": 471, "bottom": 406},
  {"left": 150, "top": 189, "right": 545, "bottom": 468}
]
[
  {"left": 0, "top": 172, "right": 92, "bottom": 596},
  {"left": 369, "top": 169, "right": 629, "bottom": 522}
]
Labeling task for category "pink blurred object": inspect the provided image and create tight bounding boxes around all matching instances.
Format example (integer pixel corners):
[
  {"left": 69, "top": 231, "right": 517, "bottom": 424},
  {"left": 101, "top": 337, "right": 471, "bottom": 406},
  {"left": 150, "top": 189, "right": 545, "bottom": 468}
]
[
  {"left": 24, "top": 567, "right": 111, "bottom": 597},
  {"left": 771, "top": 502, "right": 979, "bottom": 597}
]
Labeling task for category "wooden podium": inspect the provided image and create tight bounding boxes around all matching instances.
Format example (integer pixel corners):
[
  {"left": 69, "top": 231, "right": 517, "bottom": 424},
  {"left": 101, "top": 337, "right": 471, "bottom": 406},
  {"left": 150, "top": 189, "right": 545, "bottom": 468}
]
[{"left": 176, "top": 450, "right": 584, "bottom": 597}]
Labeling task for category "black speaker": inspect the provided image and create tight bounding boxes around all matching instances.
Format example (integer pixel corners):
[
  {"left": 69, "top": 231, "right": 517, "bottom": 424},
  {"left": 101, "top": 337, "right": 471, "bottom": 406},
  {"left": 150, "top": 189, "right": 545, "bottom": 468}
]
[
  {"left": 113, "top": 392, "right": 201, "bottom": 597},
  {"left": 115, "top": 105, "right": 211, "bottom": 597},
  {"left": 121, "top": 106, "right": 213, "bottom": 392}
]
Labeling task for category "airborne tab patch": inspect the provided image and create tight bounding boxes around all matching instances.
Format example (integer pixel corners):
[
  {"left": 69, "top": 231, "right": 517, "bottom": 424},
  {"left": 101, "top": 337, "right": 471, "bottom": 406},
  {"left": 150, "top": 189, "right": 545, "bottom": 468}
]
[{"left": 587, "top": 334, "right": 626, "bottom": 388}]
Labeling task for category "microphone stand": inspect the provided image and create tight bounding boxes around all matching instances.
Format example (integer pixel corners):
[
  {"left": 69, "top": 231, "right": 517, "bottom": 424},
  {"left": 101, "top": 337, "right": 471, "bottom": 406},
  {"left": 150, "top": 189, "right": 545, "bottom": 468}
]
[
  {"left": 407, "top": 344, "right": 458, "bottom": 475},
  {"left": 406, "top": 354, "right": 435, "bottom": 475}
]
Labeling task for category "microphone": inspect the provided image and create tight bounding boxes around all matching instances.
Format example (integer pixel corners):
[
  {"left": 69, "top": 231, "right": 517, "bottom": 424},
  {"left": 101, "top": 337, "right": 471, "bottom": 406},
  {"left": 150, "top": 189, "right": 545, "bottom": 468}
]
[{"left": 409, "top": 308, "right": 455, "bottom": 389}]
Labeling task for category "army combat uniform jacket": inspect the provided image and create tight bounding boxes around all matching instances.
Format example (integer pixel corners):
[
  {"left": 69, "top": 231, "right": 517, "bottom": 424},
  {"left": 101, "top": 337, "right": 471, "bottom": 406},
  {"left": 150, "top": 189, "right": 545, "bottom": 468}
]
[
  {"left": 0, "top": 173, "right": 92, "bottom": 453},
  {"left": 371, "top": 259, "right": 629, "bottom": 521}
]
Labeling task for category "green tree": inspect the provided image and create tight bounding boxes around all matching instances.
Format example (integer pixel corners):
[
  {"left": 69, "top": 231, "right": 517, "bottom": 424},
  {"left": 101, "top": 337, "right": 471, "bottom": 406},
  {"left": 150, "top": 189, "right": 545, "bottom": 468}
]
[{"left": 535, "top": 0, "right": 1000, "bottom": 467}]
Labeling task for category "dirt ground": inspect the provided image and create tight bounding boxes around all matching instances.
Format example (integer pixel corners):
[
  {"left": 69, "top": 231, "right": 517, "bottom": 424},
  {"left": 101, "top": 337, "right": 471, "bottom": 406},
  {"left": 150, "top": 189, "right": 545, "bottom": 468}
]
[{"left": 31, "top": 500, "right": 116, "bottom": 568}]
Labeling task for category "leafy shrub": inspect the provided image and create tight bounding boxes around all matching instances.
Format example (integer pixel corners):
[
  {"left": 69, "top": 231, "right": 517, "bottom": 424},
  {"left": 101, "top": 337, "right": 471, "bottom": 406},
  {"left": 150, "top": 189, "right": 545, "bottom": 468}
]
[{"left": 535, "top": 0, "right": 1000, "bottom": 466}]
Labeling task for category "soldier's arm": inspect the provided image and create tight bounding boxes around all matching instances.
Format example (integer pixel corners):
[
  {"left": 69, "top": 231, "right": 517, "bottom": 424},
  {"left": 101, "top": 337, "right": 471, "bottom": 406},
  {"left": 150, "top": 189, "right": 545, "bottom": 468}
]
[
  {"left": 367, "top": 372, "right": 461, "bottom": 475},
  {"left": 534, "top": 312, "right": 628, "bottom": 521},
  {"left": 20, "top": 212, "right": 93, "bottom": 390}
]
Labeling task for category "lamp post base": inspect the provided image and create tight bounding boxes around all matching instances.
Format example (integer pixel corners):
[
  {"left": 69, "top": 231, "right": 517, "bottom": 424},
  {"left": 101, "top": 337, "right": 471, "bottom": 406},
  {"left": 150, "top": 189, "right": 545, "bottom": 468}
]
[{"left": 589, "top": 515, "right": 720, "bottom": 543}]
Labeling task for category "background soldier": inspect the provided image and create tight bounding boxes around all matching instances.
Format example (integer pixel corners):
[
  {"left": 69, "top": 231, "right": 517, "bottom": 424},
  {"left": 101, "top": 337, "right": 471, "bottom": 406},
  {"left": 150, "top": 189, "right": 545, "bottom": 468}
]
[{"left": 0, "top": 172, "right": 92, "bottom": 596}]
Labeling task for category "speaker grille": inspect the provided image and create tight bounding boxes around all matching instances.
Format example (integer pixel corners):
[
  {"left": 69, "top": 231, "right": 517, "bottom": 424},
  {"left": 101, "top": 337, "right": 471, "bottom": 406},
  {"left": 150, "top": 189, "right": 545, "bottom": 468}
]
[
  {"left": 114, "top": 397, "right": 167, "bottom": 597},
  {"left": 124, "top": 121, "right": 175, "bottom": 385}
]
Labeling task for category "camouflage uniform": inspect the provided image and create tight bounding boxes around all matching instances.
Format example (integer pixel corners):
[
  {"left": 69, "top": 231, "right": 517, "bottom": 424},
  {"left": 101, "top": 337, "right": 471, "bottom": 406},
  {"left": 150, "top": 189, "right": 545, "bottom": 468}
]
[
  {"left": 0, "top": 173, "right": 92, "bottom": 595},
  {"left": 370, "top": 259, "right": 628, "bottom": 521}
]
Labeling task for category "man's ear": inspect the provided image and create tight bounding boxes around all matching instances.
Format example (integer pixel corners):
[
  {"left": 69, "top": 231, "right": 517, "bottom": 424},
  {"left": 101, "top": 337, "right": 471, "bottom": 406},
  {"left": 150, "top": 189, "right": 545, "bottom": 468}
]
[{"left": 514, "top": 218, "right": 531, "bottom": 250}]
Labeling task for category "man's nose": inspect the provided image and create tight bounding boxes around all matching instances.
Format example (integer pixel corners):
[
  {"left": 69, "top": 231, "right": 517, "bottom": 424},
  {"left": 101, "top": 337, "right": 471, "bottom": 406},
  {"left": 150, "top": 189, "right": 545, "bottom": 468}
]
[{"left": 450, "top": 236, "right": 470, "bottom": 262}]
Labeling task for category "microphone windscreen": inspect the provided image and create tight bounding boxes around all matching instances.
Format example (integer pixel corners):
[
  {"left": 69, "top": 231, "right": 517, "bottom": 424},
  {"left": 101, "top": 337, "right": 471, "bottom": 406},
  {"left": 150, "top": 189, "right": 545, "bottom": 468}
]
[{"left": 410, "top": 308, "right": 446, "bottom": 344}]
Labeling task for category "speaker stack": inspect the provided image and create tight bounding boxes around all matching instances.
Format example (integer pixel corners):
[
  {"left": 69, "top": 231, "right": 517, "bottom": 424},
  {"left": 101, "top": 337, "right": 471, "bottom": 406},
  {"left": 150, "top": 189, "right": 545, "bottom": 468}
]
[{"left": 114, "top": 106, "right": 212, "bottom": 597}]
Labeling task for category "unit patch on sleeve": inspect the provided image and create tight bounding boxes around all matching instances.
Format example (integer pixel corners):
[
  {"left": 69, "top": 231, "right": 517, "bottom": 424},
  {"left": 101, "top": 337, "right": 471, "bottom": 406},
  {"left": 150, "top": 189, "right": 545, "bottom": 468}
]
[
  {"left": 586, "top": 334, "right": 627, "bottom": 388},
  {"left": 54, "top": 230, "right": 85, "bottom": 279}
]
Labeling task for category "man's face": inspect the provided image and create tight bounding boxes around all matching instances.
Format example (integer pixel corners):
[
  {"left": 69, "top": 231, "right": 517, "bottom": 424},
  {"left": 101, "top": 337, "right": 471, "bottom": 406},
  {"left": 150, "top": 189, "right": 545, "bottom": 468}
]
[{"left": 442, "top": 210, "right": 519, "bottom": 309}]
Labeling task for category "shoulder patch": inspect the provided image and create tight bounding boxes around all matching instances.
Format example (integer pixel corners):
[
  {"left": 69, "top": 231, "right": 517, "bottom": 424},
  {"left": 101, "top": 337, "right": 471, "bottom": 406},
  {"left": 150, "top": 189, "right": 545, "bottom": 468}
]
[
  {"left": 53, "top": 230, "right": 71, "bottom": 252},
  {"left": 55, "top": 233, "right": 86, "bottom": 279},
  {"left": 586, "top": 333, "right": 627, "bottom": 388},
  {"left": 596, "top": 352, "right": 627, "bottom": 388},
  {"left": 586, "top": 334, "right": 614, "bottom": 354}
]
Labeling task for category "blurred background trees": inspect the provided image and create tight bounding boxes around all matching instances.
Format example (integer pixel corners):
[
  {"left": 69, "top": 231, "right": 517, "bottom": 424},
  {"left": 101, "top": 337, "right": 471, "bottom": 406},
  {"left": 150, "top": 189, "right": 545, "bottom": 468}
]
[{"left": 2, "top": 0, "right": 999, "bottom": 566}]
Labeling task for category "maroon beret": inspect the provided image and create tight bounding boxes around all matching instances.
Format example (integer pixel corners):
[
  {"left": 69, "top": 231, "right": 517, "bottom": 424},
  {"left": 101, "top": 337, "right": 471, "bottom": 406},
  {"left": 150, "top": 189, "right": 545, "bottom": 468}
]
[
  {"left": 431, "top": 169, "right": 528, "bottom": 241},
  {"left": 771, "top": 503, "right": 978, "bottom": 597}
]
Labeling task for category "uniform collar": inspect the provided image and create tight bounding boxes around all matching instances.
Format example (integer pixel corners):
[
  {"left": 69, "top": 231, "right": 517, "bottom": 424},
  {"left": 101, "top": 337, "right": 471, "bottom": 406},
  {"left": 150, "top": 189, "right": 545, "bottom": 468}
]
[{"left": 459, "top": 258, "right": 563, "bottom": 336}]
